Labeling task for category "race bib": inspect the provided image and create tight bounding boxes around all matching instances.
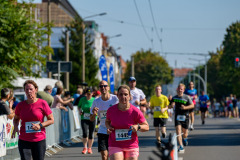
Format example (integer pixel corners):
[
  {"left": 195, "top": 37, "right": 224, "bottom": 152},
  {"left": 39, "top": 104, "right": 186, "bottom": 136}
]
[
  {"left": 154, "top": 106, "right": 161, "bottom": 112},
  {"left": 83, "top": 113, "right": 90, "bottom": 120},
  {"left": 115, "top": 129, "right": 132, "bottom": 141},
  {"left": 176, "top": 115, "right": 186, "bottom": 121},
  {"left": 25, "top": 121, "right": 41, "bottom": 133},
  {"left": 99, "top": 110, "right": 107, "bottom": 120}
]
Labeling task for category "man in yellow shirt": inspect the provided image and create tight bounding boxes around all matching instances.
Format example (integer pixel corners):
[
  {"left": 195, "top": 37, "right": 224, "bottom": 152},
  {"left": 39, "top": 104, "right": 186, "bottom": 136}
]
[{"left": 149, "top": 85, "right": 169, "bottom": 144}]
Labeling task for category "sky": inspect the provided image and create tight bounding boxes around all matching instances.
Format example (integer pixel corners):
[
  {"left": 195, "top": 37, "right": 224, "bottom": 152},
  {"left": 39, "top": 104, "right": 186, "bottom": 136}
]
[{"left": 32, "top": 0, "right": 240, "bottom": 68}]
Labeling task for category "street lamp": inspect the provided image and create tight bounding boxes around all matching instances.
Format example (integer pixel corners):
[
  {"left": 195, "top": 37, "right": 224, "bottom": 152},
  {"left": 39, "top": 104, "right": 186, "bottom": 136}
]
[
  {"left": 82, "top": 12, "right": 107, "bottom": 83},
  {"left": 189, "top": 58, "right": 205, "bottom": 95}
]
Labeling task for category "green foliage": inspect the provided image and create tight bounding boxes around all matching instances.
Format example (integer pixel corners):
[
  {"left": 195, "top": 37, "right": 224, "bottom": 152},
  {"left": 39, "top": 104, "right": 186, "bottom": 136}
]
[
  {"left": 59, "top": 16, "right": 99, "bottom": 93},
  {"left": 0, "top": 0, "right": 53, "bottom": 88},
  {"left": 188, "top": 21, "right": 240, "bottom": 99},
  {"left": 218, "top": 21, "right": 240, "bottom": 97},
  {"left": 124, "top": 49, "right": 173, "bottom": 98}
]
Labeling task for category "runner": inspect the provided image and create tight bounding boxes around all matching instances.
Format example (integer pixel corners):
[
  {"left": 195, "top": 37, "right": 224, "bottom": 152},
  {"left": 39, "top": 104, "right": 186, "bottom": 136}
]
[
  {"left": 128, "top": 77, "right": 147, "bottom": 114},
  {"left": 149, "top": 85, "right": 169, "bottom": 145},
  {"left": 169, "top": 83, "right": 194, "bottom": 153},
  {"left": 184, "top": 81, "right": 197, "bottom": 130},
  {"left": 105, "top": 85, "right": 149, "bottom": 160},
  {"left": 199, "top": 91, "right": 210, "bottom": 125},
  {"left": 78, "top": 88, "right": 95, "bottom": 154},
  {"left": 12, "top": 80, "right": 54, "bottom": 160},
  {"left": 90, "top": 80, "right": 118, "bottom": 160}
]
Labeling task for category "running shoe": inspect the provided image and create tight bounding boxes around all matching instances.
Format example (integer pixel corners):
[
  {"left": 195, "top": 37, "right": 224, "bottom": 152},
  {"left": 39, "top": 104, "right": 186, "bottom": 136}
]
[
  {"left": 87, "top": 148, "right": 93, "bottom": 154},
  {"left": 162, "top": 132, "right": 166, "bottom": 138},
  {"left": 82, "top": 148, "right": 87, "bottom": 154},
  {"left": 178, "top": 146, "right": 185, "bottom": 153},
  {"left": 183, "top": 138, "right": 188, "bottom": 146},
  {"left": 190, "top": 125, "right": 194, "bottom": 131},
  {"left": 202, "top": 120, "right": 205, "bottom": 125}
]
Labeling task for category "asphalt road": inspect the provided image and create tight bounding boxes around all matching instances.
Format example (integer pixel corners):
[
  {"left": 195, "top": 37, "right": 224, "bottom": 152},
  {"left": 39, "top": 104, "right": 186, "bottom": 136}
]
[{"left": 46, "top": 115, "right": 240, "bottom": 160}]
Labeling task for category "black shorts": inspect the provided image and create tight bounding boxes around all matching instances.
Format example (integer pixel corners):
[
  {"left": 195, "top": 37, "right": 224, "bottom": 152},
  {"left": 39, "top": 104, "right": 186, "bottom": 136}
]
[
  {"left": 97, "top": 133, "right": 109, "bottom": 152},
  {"left": 200, "top": 107, "right": 208, "bottom": 113},
  {"left": 189, "top": 109, "right": 194, "bottom": 113},
  {"left": 175, "top": 115, "right": 189, "bottom": 129},
  {"left": 154, "top": 118, "right": 167, "bottom": 127}
]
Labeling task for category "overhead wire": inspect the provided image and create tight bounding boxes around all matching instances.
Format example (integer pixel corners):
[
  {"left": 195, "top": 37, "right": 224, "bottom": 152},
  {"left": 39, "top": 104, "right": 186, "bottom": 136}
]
[
  {"left": 148, "top": 0, "right": 162, "bottom": 51},
  {"left": 133, "top": 0, "right": 152, "bottom": 42}
]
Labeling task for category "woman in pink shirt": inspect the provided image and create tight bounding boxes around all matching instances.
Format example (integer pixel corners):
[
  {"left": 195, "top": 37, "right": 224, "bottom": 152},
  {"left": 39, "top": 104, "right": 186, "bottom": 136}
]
[
  {"left": 12, "top": 80, "right": 54, "bottom": 160},
  {"left": 105, "top": 85, "right": 149, "bottom": 160}
]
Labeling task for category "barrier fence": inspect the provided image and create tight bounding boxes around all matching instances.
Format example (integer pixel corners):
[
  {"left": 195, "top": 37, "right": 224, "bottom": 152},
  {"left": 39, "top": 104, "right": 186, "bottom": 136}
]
[{"left": 0, "top": 106, "right": 82, "bottom": 160}]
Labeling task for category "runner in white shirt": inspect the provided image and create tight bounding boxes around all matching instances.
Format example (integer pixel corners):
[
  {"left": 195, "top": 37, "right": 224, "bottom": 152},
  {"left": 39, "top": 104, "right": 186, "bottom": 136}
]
[
  {"left": 128, "top": 77, "right": 147, "bottom": 114},
  {"left": 90, "top": 80, "right": 118, "bottom": 160}
]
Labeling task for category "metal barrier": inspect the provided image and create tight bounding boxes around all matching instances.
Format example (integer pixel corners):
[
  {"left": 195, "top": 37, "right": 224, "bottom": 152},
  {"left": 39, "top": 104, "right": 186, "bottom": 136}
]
[{"left": 0, "top": 106, "right": 82, "bottom": 159}]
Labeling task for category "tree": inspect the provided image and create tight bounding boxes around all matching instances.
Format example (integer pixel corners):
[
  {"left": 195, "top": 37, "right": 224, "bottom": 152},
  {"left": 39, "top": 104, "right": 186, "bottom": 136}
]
[
  {"left": 0, "top": 0, "right": 53, "bottom": 88},
  {"left": 59, "top": 16, "right": 99, "bottom": 92},
  {"left": 218, "top": 21, "right": 240, "bottom": 97},
  {"left": 124, "top": 49, "right": 173, "bottom": 98}
]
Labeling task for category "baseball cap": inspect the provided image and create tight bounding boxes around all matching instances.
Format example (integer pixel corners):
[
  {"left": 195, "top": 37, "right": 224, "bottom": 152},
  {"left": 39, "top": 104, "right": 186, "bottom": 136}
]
[
  {"left": 95, "top": 90, "right": 101, "bottom": 95},
  {"left": 86, "top": 88, "right": 93, "bottom": 93},
  {"left": 129, "top": 77, "right": 136, "bottom": 81}
]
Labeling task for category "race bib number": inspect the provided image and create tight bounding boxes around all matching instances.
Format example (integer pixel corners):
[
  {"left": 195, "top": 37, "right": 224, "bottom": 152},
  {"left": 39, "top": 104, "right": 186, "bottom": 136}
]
[
  {"left": 154, "top": 106, "right": 161, "bottom": 112},
  {"left": 115, "top": 129, "right": 132, "bottom": 141},
  {"left": 25, "top": 121, "right": 41, "bottom": 133},
  {"left": 176, "top": 115, "right": 186, "bottom": 121},
  {"left": 99, "top": 111, "right": 107, "bottom": 120},
  {"left": 83, "top": 113, "right": 90, "bottom": 120}
]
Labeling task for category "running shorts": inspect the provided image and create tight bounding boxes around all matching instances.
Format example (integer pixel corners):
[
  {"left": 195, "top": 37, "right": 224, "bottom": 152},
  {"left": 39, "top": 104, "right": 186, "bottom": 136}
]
[
  {"left": 109, "top": 147, "right": 139, "bottom": 158},
  {"left": 154, "top": 118, "right": 167, "bottom": 127},
  {"left": 97, "top": 133, "right": 109, "bottom": 152}
]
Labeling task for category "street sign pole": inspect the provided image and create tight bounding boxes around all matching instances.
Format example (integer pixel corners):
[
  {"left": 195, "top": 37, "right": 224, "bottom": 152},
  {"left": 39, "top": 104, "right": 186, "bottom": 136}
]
[{"left": 58, "top": 61, "right": 60, "bottom": 81}]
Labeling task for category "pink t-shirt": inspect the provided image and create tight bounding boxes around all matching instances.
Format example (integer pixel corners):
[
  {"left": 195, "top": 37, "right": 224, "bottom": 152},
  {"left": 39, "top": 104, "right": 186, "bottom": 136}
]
[
  {"left": 15, "top": 99, "right": 52, "bottom": 142},
  {"left": 106, "top": 104, "right": 146, "bottom": 149}
]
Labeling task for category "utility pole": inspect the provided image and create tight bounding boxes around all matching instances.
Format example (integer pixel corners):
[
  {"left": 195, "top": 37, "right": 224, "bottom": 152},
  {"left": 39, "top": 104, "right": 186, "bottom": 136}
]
[
  {"left": 131, "top": 55, "right": 134, "bottom": 77},
  {"left": 205, "top": 55, "right": 207, "bottom": 95},
  {"left": 64, "top": 31, "right": 69, "bottom": 90},
  {"left": 82, "top": 22, "right": 85, "bottom": 83},
  {"left": 47, "top": 0, "right": 51, "bottom": 78}
]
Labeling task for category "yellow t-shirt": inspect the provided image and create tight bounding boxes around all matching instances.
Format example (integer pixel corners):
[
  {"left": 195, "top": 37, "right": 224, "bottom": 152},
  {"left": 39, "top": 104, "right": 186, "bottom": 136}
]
[{"left": 150, "top": 94, "right": 169, "bottom": 118}]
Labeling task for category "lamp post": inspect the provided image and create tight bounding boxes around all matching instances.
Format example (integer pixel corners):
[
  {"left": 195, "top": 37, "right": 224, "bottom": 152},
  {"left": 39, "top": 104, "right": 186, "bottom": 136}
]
[
  {"left": 189, "top": 58, "right": 205, "bottom": 95},
  {"left": 82, "top": 12, "right": 107, "bottom": 83}
]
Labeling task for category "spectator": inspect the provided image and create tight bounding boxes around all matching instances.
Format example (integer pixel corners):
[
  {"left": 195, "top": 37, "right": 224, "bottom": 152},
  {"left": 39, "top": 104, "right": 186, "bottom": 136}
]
[
  {"left": 0, "top": 88, "right": 14, "bottom": 118},
  {"left": 12, "top": 97, "right": 20, "bottom": 110},
  {"left": 74, "top": 88, "right": 87, "bottom": 106},
  {"left": 232, "top": 95, "right": 238, "bottom": 118},
  {"left": 37, "top": 85, "right": 54, "bottom": 107},
  {"left": 62, "top": 91, "right": 73, "bottom": 110},
  {"left": 93, "top": 90, "right": 101, "bottom": 99},
  {"left": 51, "top": 81, "right": 63, "bottom": 96},
  {"left": 73, "top": 87, "right": 83, "bottom": 105},
  {"left": 52, "top": 87, "right": 74, "bottom": 111}
]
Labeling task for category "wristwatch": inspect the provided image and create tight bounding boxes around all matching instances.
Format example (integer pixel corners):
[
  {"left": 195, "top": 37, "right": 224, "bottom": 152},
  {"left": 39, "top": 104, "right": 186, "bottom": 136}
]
[
  {"left": 138, "top": 124, "right": 141, "bottom": 131},
  {"left": 39, "top": 123, "right": 43, "bottom": 129}
]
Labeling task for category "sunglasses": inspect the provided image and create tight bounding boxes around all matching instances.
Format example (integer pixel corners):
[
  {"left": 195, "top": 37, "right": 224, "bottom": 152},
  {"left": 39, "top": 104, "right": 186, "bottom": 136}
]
[{"left": 99, "top": 85, "right": 108, "bottom": 88}]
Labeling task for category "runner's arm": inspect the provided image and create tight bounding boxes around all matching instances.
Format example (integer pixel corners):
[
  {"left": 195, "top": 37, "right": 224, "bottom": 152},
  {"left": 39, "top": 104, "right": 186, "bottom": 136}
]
[{"left": 105, "top": 118, "right": 114, "bottom": 134}]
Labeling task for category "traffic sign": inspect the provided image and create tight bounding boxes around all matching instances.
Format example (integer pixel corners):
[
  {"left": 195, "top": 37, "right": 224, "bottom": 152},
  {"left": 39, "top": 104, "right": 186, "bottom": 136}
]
[{"left": 46, "top": 61, "right": 72, "bottom": 73}]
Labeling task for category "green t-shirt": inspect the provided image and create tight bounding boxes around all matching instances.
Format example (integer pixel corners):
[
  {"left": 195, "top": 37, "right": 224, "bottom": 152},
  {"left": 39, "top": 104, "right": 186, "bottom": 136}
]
[{"left": 78, "top": 97, "right": 95, "bottom": 120}]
